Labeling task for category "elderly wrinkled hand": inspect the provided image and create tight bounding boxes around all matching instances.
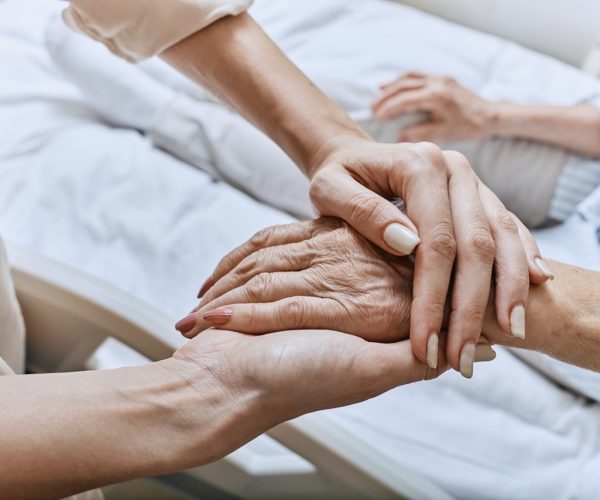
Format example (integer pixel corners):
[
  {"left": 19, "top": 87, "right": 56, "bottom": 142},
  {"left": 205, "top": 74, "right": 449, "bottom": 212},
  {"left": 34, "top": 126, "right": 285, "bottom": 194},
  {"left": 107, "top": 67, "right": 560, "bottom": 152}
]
[
  {"left": 178, "top": 218, "right": 413, "bottom": 342},
  {"left": 371, "top": 72, "right": 493, "bottom": 142},
  {"left": 177, "top": 218, "right": 497, "bottom": 376}
]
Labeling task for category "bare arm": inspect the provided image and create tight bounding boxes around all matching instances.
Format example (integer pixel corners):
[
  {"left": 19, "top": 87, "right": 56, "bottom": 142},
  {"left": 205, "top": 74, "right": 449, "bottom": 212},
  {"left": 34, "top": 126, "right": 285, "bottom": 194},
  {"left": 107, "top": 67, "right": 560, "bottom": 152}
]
[
  {"left": 484, "top": 103, "right": 600, "bottom": 158},
  {"left": 0, "top": 328, "right": 430, "bottom": 498},
  {"left": 484, "top": 260, "right": 600, "bottom": 371},
  {"left": 161, "top": 12, "right": 367, "bottom": 176},
  {"left": 0, "top": 359, "right": 266, "bottom": 499},
  {"left": 373, "top": 73, "right": 600, "bottom": 158}
]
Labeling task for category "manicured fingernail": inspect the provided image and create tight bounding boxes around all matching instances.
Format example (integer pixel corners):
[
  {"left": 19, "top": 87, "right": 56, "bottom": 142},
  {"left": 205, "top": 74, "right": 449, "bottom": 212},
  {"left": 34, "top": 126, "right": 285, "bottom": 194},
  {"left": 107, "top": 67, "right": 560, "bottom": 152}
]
[
  {"left": 202, "top": 307, "right": 233, "bottom": 326},
  {"left": 197, "top": 276, "right": 215, "bottom": 298},
  {"left": 426, "top": 333, "right": 438, "bottom": 369},
  {"left": 175, "top": 313, "right": 197, "bottom": 333},
  {"left": 535, "top": 258, "right": 554, "bottom": 280},
  {"left": 475, "top": 344, "right": 496, "bottom": 362},
  {"left": 510, "top": 305, "right": 526, "bottom": 339},
  {"left": 460, "top": 342, "right": 476, "bottom": 379},
  {"left": 383, "top": 224, "right": 420, "bottom": 255}
]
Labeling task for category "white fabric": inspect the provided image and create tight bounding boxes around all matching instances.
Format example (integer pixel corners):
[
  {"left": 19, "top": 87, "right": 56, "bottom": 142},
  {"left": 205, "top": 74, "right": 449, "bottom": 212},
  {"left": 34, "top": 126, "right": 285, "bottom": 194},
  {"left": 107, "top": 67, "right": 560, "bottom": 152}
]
[
  {"left": 63, "top": 0, "right": 252, "bottom": 62},
  {"left": 399, "top": 0, "right": 600, "bottom": 68},
  {"left": 2, "top": 1, "right": 600, "bottom": 498},
  {"left": 49, "top": 0, "right": 600, "bottom": 226}
]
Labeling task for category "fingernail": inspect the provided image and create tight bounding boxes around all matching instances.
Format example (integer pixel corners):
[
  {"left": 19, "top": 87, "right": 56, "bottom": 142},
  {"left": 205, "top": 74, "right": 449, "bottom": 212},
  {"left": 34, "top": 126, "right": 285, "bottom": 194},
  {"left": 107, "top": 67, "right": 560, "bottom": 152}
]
[
  {"left": 383, "top": 224, "right": 421, "bottom": 255},
  {"left": 202, "top": 307, "right": 233, "bottom": 326},
  {"left": 535, "top": 258, "right": 554, "bottom": 280},
  {"left": 426, "top": 333, "right": 438, "bottom": 369},
  {"left": 175, "top": 313, "right": 197, "bottom": 333},
  {"left": 475, "top": 344, "right": 496, "bottom": 362},
  {"left": 510, "top": 305, "right": 526, "bottom": 339},
  {"left": 460, "top": 342, "right": 476, "bottom": 379},
  {"left": 197, "top": 276, "right": 215, "bottom": 298}
]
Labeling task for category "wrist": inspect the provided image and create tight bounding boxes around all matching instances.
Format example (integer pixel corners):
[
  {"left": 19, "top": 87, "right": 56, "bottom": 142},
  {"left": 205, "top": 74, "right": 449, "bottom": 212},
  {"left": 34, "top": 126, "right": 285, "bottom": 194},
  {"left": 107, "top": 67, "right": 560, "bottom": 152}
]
[
  {"left": 480, "top": 100, "right": 508, "bottom": 137},
  {"left": 305, "top": 133, "right": 373, "bottom": 178},
  {"left": 161, "top": 356, "right": 284, "bottom": 467},
  {"left": 484, "top": 259, "right": 575, "bottom": 360}
]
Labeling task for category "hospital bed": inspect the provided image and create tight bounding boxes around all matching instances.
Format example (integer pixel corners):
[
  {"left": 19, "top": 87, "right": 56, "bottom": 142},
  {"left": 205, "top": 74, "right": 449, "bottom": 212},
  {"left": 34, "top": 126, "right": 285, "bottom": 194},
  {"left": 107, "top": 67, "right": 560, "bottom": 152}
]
[{"left": 2, "top": 0, "right": 600, "bottom": 498}]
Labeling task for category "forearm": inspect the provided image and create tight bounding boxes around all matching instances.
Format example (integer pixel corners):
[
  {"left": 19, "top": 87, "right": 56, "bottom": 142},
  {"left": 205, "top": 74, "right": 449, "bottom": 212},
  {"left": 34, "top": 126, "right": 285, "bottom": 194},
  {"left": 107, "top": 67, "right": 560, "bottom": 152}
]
[
  {"left": 161, "top": 13, "right": 369, "bottom": 176},
  {"left": 484, "top": 102, "right": 600, "bottom": 158},
  {"left": 485, "top": 260, "right": 600, "bottom": 371},
  {"left": 0, "top": 359, "right": 269, "bottom": 499}
]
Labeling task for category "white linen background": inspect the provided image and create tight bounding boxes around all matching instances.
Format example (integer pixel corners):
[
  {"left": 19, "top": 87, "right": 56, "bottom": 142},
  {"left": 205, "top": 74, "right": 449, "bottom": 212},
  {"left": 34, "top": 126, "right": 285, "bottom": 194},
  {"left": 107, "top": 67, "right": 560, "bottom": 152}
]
[{"left": 1, "top": 0, "right": 600, "bottom": 498}]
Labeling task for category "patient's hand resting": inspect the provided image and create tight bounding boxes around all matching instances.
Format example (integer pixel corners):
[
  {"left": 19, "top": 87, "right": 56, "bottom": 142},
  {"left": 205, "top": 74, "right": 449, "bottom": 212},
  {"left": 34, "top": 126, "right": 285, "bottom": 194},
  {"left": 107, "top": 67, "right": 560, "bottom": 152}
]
[
  {"left": 179, "top": 218, "right": 413, "bottom": 342},
  {"left": 372, "top": 73, "right": 490, "bottom": 142}
]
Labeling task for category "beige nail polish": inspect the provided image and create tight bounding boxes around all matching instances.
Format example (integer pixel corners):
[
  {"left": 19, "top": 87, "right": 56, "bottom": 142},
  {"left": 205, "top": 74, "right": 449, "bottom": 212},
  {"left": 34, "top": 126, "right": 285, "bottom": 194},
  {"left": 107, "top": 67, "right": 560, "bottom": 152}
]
[
  {"left": 427, "top": 333, "right": 438, "bottom": 369},
  {"left": 535, "top": 257, "right": 555, "bottom": 280},
  {"left": 460, "top": 342, "right": 476, "bottom": 379},
  {"left": 383, "top": 223, "right": 421, "bottom": 255},
  {"left": 475, "top": 344, "right": 496, "bottom": 362},
  {"left": 510, "top": 305, "right": 526, "bottom": 339}
]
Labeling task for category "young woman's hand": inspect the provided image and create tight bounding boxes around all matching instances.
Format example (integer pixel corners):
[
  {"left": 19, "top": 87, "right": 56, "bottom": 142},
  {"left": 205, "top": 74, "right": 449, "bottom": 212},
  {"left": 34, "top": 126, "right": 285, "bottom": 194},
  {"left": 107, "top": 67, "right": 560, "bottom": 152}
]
[
  {"left": 371, "top": 73, "right": 493, "bottom": 142},
  {"left": 173, "top": 327, "right": 448, "bottom": 427},
  {"left": 303, "top": 139, "right": 550, "bottom": 376}
]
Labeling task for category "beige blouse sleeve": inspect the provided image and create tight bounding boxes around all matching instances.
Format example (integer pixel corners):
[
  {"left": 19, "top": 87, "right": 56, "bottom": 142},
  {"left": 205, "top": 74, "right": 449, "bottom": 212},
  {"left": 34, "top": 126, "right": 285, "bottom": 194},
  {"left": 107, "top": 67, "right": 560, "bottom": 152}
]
[{"left": 63, "top": 0, "right": 253, "bottom": 62}]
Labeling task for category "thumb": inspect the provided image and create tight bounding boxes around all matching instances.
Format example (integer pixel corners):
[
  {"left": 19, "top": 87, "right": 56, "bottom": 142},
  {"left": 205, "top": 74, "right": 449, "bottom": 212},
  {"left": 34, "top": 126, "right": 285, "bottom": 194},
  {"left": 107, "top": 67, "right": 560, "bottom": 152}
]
[{"left": 309, "top": 168, "right": 421, "bottom": 256}]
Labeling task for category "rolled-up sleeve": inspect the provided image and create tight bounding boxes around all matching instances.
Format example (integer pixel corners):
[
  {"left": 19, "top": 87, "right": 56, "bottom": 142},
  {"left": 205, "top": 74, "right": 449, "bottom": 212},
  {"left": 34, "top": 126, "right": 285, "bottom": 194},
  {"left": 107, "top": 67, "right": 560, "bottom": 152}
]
[{"left": 63, "top": 0, "right": 253, "bottom": 62}]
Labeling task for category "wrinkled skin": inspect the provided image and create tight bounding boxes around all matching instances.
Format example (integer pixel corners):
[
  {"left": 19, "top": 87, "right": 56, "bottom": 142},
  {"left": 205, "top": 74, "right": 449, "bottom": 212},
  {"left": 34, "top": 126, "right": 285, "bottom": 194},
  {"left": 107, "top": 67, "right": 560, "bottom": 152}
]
[
  {"left": 182, "top": 218, "right": 414, "bottom": 342},
  {"left": 372, "top": 72, "right": 491, "bottom": 142}
]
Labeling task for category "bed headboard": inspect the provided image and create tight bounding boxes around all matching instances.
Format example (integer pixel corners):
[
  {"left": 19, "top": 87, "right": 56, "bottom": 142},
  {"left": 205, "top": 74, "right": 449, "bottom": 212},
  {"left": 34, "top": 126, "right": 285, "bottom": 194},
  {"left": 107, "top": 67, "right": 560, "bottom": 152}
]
[{"left": 396, "top": 0, "right": 600, "bottom": 69}]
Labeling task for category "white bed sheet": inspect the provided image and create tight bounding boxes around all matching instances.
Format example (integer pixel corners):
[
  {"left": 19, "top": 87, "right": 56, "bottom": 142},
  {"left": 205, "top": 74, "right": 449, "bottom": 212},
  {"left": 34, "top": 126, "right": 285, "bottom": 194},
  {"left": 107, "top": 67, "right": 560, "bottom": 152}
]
[{"left": 1, "top": 1, "right": 600, "bottom": 498}]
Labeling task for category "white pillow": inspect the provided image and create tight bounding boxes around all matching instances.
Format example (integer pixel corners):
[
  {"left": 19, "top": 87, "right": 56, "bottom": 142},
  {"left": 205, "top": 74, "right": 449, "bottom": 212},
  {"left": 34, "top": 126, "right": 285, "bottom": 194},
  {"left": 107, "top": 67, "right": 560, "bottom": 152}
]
[{"left": 398, "top": 0, "right": 600, "bottom": 68}]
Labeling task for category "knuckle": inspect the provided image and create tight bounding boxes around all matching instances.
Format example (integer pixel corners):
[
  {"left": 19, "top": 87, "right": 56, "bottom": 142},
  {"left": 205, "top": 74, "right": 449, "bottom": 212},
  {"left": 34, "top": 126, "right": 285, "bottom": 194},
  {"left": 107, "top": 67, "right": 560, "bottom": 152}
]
[
  {"left": 414, "top": 141, "right": 444, "bottom": 162},
  {"left": 245, "top": 273, "right": 270, "bottom": 300},
  {"left": 431, "top": 84, "right": 449, "bottom": 101},
  {"left": 249, "top": 227, "right": 273, "bottom": 250},
  {"left": 427, "top": 224, "right": 457, "bottom": 260},
  {"left": 308, "top": 170, "right": 334, "bottom": 210},
  {"left": 455, "top": 304, "right": 486, "bottom": 326},
  {"left": 495, "top": 210, "right": 519, "bottom": 234},
  {"left": 444, "top": 151, "right": 473, "bottom": 176},
  {"left": 347, "top": 192, "right": 381, "bottom": 227},
  {"left": 466, "top": 229, "right": 496, "bottom": 262},
  {"left": 236, "top": 253, "right": 260, "bottom": 276},
  {"left": 279, "top": 298, "right": 307, "bottom": 327},
  {"left": 245, "top": 303, "right": 262, "bottom": 330}
]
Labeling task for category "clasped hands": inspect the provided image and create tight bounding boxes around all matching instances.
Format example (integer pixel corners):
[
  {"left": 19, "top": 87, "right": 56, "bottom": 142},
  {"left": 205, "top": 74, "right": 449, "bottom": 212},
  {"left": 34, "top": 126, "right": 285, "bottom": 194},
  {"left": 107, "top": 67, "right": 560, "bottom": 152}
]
[{"left": 173, "top": 138, "right": 552, "bottom": 417}]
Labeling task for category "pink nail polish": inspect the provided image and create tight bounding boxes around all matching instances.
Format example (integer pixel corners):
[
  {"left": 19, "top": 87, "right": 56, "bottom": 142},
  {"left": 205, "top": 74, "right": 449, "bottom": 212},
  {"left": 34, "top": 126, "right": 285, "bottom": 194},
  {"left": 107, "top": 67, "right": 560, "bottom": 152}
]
[
  {"left": 202, "top": 307, "right": 233, "bottom": 326},
  {"left": 197, "top": 276, "right": 215, "bottom": 298},
  {"left": 175, "top": 313, "right": 197, "bottom": 333}
]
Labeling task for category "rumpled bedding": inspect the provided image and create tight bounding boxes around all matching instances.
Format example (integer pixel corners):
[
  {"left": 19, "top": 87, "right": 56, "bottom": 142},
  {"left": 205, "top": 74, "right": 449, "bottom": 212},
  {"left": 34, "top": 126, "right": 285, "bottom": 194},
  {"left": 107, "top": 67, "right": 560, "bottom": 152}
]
[{"left": 1, "top": 0, "right": 600, "bottom": 498}]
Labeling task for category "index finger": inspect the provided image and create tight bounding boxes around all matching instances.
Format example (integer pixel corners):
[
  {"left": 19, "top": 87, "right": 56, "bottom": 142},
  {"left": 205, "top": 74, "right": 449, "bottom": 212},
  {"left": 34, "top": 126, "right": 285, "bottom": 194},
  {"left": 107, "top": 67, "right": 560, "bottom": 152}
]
[{"left": 198, "top": 220, "right": 333, "bottom": 297}]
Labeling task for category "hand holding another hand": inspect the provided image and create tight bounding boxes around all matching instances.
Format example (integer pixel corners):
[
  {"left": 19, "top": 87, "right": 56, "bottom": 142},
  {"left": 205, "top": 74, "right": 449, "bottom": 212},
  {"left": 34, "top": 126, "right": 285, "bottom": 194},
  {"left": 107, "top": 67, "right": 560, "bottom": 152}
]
[
  {"left": 177, "top": 218, "right": 497, "bottom": 377},
  {"left": 306, "top": 138, "right": 549, "bottom": 376}
]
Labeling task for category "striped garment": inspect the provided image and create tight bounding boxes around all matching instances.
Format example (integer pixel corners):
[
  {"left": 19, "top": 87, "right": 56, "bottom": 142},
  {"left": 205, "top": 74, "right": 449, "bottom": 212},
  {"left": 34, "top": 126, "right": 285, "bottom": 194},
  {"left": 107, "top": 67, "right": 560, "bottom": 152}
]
[{"left": 547, "top": 155, "right": 600, "bottom": 222}]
